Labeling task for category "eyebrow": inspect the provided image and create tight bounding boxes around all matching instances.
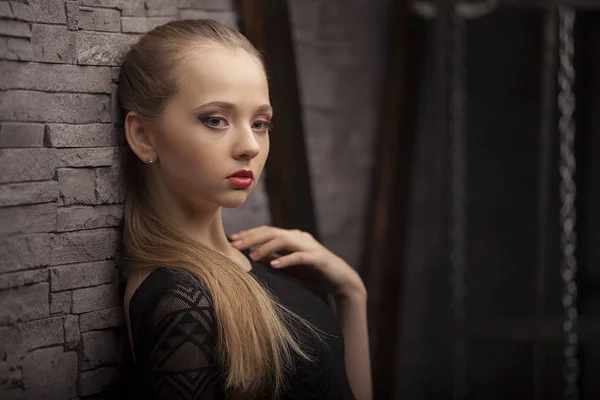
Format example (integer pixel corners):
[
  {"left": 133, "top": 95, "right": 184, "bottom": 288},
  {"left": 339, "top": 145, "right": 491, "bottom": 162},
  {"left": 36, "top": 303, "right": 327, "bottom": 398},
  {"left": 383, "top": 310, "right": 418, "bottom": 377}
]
[{"left": 194, "top": 101, "right": 273, "bottom": 115}]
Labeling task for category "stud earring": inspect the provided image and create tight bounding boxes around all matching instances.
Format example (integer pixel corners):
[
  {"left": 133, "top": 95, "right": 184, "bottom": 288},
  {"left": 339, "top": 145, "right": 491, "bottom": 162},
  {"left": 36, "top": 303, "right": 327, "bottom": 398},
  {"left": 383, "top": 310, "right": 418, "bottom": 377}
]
[{"left": 147, "top": 157, "right": 155, "bottom": 164}]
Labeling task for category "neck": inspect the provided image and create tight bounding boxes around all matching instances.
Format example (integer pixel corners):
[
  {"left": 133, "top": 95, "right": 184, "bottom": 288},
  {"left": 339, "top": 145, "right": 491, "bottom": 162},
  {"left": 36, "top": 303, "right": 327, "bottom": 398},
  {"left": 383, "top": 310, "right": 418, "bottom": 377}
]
[{"left": 148, "top": 181, "right": 233, "bottom": 257}]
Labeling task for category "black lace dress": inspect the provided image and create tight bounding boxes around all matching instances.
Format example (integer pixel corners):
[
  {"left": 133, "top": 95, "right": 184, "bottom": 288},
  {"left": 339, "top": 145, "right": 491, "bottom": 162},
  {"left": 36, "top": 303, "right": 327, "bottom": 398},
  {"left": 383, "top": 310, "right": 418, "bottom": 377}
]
[{"left": 123, "top": 241, "right": 355, "bottom": 400}]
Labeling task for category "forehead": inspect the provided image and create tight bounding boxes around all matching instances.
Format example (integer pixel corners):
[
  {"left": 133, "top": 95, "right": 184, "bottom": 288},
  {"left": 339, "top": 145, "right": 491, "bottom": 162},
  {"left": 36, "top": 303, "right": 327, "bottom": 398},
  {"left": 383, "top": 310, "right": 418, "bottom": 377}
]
[{"left": 174, "top": 46, "right": 269, "bottom": 106}]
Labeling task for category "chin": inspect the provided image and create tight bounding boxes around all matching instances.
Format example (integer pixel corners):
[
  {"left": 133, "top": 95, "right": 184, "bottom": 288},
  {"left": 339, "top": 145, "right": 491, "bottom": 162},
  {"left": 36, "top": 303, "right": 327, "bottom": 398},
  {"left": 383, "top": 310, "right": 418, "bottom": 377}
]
[{"left": 219, "top": 191, "right": 250, "bottom": 209}]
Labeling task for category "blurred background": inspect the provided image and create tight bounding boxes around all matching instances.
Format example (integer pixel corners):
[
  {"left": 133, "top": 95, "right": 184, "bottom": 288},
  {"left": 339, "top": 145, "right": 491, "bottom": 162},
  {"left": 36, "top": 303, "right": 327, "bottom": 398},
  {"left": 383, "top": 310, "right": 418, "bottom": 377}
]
[{"left": 0, "top": 0, "right": 599, "bottom": 399}]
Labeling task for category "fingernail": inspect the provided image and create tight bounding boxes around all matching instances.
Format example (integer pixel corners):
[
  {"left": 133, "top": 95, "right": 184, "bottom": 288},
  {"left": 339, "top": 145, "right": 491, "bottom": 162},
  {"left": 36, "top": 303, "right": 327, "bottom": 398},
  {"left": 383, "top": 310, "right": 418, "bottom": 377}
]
[
  {"left": 232, "top": 240, "right": 243, "bottom": 247},
  {"left": 249, "top": 251, "right": 259, "bottom": 260},
  {"left": 270, "top": 260, "right": 280, "bottom": 267},
  {"left": 230, "top": 233, "right": 240, "bottom": 240}
]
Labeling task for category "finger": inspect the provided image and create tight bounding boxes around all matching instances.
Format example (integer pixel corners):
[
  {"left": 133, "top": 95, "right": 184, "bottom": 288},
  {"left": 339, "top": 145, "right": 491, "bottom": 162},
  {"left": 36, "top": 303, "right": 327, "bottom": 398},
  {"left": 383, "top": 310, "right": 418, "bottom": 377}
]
[
  {"left": 262, "top": 251, "right": 285, "bottom": 263},
  {"left": 231, "top": 226, "right": 285, "bottom": 250},
  {"left": 229, "top": 225, "right": 267, "bottom": 241},
  {"left": 269, "top": 251, "right": 320, "bottom": 269},
  {"left": 249, "top": 236, "right": 302, "bottom": 261}
]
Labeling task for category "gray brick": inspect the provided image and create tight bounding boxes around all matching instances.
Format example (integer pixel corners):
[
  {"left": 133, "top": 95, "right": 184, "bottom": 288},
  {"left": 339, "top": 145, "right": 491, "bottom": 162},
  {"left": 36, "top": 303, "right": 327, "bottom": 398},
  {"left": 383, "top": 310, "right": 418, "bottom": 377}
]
[
  {"left": 82, "top": 330, "right": 117, "bottom": 370},
  {"left": 0, "top": 36, "right": 33, "bottom": 61},
  {"left": 303, "top": 107, "right": 335, "bottom": 176},
  {"left": 110, "top": 83, "right": 123, "bottom": 124},
  {"left": 111, "top": 66, "right": 120, "bottom": 82},
  {"left": 0, "top": 317, "right": 64, "bottom": 364},
  {"left": 0, "top": 148, "right": 56, "bottom": 183},
  {"left": 30, "top": 0, "right": 67, "bottom": 24},
  {"left": 0, "top": 61, "right": 112, "bottom": 93},
  {"left": 22, "top": 347, "right": 77, "bottom": 400},
  {"left": 80, "top": 307, "right": 124, "bottom": 332},
  {"left": 0, "top": 268, "right": 48, "bottom": 290},
  {"left": 0, "top": 386, "right": 22, "bottom": 399},
  {"left": 121, "top": 16, "right": 175, "bottom": 33},
  {"left": 66, "top": 1, "right": 79, "bottom": 30},
  {"left": 0, "top": 19, "right": 31, "bottom": 38},
  {"left": 63, "top": 314, "right": 80, "bottom": 350},
  {"left": 76, "top": 31, "right": 139, "bottom": 66},
  {"left": 79, "top": 6, "right": 121, "bottom": 32},
  {"left": 0, "top": 2, "right": 12, "bottom": 18},
  {"left": 145, "top": 0, "right": 177, "bottom": 16},
  {"left": 49, "top": 229, "right": 120, "bottom": 266},
  {"left": 79, "top": 367, "right": 119, "bottom": 397},
  {"left": 94, "top": 165, "right": 124, "bottom": 204},
  {"left": 0, "top": 203, "right": 57, "bottom": 236},
  {"left": 0, "top": 282, "right": 49, "bottom": 326},
  {"left": 289, "top": 0, "right": 321, "bottom": 43},
  {"left": 45, "top": 123, "right": 119, "bottom": 148},
  {"left": 179, "top": 9, "right": 238, "bottom": 29},
  {"left": 50, "top": 291, "right": 72, "bottom": 314},
  {"left": 31, "top": 24, "right": 76, "bottom": 64},
  {"left": 82, "top": 0, "right": 124, "bottom": 8},
  {"left": 9, "top": 1, "right": 32, "bottom": 22},
  {"left": 178, "top": 0, "right": 233, "bottom": 10},
  {"left": 0, "top": 122, "right": 45, "bottom": 147},
  {"left": 121, "top": 0, "right": 144, "bottom": 16},
  {"left": 56, "top": 147, "right": 115, "bottom": 168},
  {"left": 72, "top": 283, "right": 119, "bottom": 314},
  {"left": 0, "top": 228, "right": 119, "bottom": 273},
  {"left": 0, "top": 233, "right": 52, "bottom": 273},
  {"left": 50, "top": 260, "right": 115, "bottom": 291},
  {"left": 57, "top": 168, "right": 96, "bottom": 205},
  {"left": 0, "top": 181, "right": 59, "bottom": 207},
  {"left": 0, "top": 90, "right": 111, "bottom": 123},
  {"left": 57, "top": 204, "right": 123, "bottom": 232},
  {"left": 296, "top": 43, "right": 336, "bottom": 109},
  {"left": 0, "top": 361, "right": 22, "bottom": 399}
]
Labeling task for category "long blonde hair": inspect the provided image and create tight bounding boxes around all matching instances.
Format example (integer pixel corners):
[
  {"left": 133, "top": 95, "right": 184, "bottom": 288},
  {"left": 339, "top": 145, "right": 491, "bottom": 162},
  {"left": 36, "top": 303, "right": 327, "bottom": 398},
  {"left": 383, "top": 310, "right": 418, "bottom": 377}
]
[{"left": 118, "top": 19, "right": 319, "bottom": 398}]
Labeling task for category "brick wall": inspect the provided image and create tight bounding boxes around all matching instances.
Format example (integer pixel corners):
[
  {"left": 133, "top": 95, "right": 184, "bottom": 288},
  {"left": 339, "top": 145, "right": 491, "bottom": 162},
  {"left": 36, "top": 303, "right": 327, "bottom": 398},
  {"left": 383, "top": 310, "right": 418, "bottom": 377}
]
[
  {"left": 0, "top": 1, "right": 249, "bottom": 399},
  {"left": 0, "top": 0, "right": 389, "bottom": 398}
]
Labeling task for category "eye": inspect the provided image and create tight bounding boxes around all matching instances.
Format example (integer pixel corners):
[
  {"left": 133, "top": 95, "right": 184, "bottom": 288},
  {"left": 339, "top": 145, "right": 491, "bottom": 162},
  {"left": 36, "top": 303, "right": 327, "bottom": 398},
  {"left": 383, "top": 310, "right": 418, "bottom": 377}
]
[
  {"left": 199, "top": 115, "right": 229, "bottom": 129},
  {"left": 252, "top": 120, "right": 273, "bottom": 132}
]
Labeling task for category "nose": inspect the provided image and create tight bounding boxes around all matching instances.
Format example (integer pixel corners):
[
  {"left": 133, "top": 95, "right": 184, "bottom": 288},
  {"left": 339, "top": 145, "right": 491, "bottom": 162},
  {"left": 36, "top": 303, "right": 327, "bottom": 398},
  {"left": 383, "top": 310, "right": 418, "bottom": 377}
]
[{"left": 233, "top": 126, "right": 260, "bottom": 160}]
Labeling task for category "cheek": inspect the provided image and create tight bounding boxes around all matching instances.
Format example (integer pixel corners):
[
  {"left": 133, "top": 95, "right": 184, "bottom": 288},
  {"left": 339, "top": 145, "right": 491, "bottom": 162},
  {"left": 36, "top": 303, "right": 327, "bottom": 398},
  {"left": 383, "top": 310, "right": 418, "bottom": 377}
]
[
  {"left": 261, "top": 135, "right": 269, "bottom": 161},
  {"left": 156, "top": 129, "right": 219, "bottom": 185},
  {"left": 252, "top": 137, "right": 269, "bottom": 176},
  {"left": 263, "top": 136, "right": 270, "bottom": 162}
]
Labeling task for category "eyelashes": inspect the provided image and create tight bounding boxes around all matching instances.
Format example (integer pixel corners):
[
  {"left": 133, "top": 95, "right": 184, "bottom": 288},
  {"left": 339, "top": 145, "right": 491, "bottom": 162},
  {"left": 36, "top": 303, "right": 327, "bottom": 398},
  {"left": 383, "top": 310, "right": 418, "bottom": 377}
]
[
  {"left": 199, "top": 115, "right": 229, "bottom": 129},
  {"left": 198, "top": 115, "right": 273, "bottom": 132},
  {"left": 252, "top": 120, "right": 274, "bottom": 132}
]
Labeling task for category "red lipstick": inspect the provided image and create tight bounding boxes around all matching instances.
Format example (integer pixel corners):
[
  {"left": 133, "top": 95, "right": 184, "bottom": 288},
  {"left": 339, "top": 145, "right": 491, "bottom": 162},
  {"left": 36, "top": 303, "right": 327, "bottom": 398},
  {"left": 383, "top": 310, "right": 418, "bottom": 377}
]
[{"left": 227, "top": 169, "right": 253, "bottom": 188}]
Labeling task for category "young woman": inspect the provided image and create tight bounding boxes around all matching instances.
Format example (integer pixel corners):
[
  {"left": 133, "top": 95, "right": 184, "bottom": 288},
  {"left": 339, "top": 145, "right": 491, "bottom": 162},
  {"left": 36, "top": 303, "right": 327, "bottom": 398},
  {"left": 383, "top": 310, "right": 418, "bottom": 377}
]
[{"left": 119, "top": 19, "right": 371, "bottom": 399}]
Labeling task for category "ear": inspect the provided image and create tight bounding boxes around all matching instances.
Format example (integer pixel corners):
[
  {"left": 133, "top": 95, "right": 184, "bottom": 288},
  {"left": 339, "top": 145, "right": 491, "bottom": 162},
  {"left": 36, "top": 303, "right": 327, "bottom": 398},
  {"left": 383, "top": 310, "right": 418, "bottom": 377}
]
[{"left": 124, "top": 111, "right": 157, "bottom": 163}]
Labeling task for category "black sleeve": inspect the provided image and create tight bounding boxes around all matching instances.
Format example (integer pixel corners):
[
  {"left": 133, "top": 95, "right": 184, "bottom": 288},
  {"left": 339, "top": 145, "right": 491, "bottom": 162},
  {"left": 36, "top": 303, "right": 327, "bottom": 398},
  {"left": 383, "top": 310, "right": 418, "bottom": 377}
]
[{"left": 145, "top": 280, "right": 223, "bottom": 399}]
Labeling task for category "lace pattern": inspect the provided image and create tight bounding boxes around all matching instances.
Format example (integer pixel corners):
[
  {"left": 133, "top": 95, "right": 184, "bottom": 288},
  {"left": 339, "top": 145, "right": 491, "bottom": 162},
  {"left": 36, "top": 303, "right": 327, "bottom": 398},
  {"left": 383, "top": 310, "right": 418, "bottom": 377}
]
[{"left": 146, "top": 278, "right": 223, "bottom": 399}]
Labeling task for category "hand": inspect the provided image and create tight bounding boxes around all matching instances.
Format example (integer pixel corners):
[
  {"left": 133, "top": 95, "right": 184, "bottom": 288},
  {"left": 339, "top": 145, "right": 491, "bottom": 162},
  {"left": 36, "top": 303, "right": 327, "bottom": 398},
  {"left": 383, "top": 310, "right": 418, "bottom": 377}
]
[{"left": 230, "top": 226, "right": 366, "bottom": 300}]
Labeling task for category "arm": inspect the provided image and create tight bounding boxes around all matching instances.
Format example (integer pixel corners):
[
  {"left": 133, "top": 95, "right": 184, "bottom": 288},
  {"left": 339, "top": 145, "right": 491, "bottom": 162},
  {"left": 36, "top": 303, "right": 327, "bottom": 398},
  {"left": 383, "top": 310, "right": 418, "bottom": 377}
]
[
  {"left": 333, "top": 284, "right": 372, "bottom": 400},
  {"left": 145, "top": 283, "right": 222, "bottom": 399}
]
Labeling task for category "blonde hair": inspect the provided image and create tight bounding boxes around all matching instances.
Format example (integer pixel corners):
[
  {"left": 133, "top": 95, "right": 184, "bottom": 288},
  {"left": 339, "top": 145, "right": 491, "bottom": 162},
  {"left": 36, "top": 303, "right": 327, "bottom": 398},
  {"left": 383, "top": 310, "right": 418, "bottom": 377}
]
[{"left": 118, "top": 19, "right": 319, "bottom": 398}]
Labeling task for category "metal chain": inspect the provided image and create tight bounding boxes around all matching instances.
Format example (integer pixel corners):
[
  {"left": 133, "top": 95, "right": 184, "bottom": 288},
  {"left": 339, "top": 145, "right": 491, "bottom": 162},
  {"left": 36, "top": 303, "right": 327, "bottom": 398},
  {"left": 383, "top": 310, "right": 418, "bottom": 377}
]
[
  {"left": 450, "top": 7, "right": 468, "bottom": 400},
  {"left": 558, "top": 6, "right": 579, "bottom": 400}
]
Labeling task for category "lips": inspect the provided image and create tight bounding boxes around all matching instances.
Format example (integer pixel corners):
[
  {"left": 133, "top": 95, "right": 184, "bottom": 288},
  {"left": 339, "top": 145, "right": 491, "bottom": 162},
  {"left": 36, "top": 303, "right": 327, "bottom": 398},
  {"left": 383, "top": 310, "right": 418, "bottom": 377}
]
[
  {"left": 228, "top": 169, "right": 254, "bottom": 189},
  {"left": 229, "top": 169, "right": 253, "bottom": 179}
]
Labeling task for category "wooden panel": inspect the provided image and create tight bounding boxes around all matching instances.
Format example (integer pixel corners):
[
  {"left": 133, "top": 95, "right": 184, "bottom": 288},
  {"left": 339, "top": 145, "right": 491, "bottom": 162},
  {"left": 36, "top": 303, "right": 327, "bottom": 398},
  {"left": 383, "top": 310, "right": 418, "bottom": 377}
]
[{"left": 360, "top": 0, "right": 413, "bottom": 398}]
